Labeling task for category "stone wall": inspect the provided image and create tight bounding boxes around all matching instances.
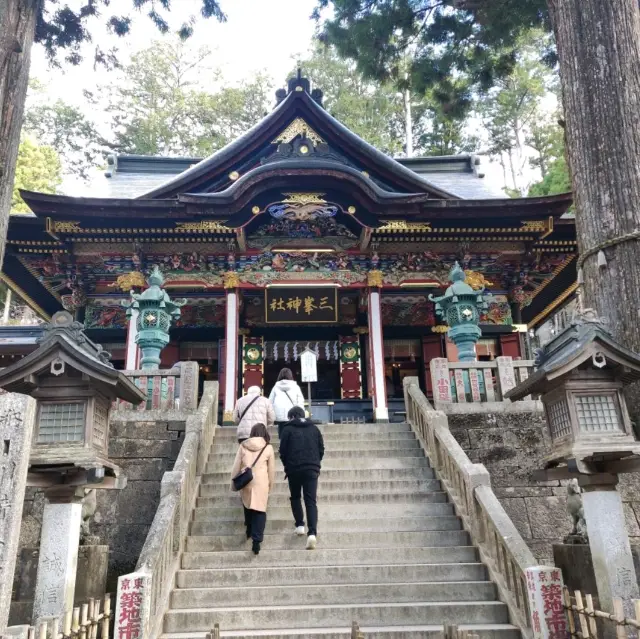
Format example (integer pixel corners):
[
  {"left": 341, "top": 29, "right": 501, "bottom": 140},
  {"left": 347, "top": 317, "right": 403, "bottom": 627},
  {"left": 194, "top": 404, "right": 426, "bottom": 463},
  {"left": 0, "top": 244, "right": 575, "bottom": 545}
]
[
  {"left": 447, "top": 407, "right": 640, "bottom": 564},
  {"left": 10, "top": 412, "right": 185, "bottom": 622}
]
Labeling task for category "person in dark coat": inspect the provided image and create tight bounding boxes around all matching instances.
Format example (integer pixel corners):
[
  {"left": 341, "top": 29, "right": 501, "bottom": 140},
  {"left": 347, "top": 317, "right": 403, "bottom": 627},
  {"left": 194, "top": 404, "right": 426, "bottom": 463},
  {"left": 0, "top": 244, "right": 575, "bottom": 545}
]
[{"left": 279, "top": 406, "right": 324, "bottom": 550}]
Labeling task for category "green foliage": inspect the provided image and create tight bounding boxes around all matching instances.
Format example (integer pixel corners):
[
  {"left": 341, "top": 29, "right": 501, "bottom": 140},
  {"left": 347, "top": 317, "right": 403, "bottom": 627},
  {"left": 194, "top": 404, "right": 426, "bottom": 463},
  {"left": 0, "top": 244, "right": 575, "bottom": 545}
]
[
  {"left": 294, "top": 47, "right": 405, "bottom": 155},
  {"left": 101, "top": 40, "right": 272, "bottom": 156},
  {"left": 475, "top": 31, "right": 557, "bottom": 194},
  {"left": 316, "top": 0, "right": 553, "bottom": 115},
  {"left": 36, "top": 0, "right": 226, "bottom": 68},
  {"left": 528, "top": 156, "right": 571, "bottom": 196},
  {"left": 12, "top": 138, "right": 62, "bottom": 213},
  {"left": 295, "top": 46, "right": 477, "bottom": 156},
  {"left": 23, "top": 85, "right": 104, "bottom": 179}
]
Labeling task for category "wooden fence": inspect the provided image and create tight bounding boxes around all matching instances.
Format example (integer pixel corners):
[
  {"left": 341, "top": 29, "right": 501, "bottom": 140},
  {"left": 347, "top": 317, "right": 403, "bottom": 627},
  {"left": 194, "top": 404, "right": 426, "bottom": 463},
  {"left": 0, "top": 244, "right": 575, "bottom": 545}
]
[
  {"left": 564, "top": 587, "right": 640, "bottom": 639},
  {"left": 3, "top": 595, "right": 112, "bottom": 639}
]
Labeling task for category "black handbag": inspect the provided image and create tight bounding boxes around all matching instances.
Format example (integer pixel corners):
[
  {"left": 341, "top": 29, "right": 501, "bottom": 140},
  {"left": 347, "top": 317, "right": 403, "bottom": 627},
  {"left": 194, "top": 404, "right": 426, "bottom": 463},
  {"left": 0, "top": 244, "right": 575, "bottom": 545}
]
[{"left": 232, "top": 444, "right": 268, "bottom": 491}]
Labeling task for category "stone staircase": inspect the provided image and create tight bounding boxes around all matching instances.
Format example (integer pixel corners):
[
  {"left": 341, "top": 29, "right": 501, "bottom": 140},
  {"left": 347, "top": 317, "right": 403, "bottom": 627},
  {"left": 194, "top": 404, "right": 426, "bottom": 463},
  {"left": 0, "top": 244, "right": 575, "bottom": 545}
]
[{"left": 160, "top": 422, "right": 521, "bottom": 639}]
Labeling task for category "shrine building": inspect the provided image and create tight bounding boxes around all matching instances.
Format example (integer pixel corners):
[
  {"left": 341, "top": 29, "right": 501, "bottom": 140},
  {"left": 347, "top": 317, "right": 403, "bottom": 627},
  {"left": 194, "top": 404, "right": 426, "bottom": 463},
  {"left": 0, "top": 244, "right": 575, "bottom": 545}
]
[{"left": 3, "top": 73, "right": 576, "bottom": 422}]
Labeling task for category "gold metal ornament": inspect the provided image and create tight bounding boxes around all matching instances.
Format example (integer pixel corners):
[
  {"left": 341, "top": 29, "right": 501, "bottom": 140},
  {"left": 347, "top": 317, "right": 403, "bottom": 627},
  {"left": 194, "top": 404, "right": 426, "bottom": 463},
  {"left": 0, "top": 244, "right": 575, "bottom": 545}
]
[
  {"left": 464, "top": 270, "right": 493, "bottom": 290},
  {"left": 113, "top": 271, "right": 146, "bottom": 292},
  {"left": 367, "top": 270, "right": 384, "bottom": 288},
  {"left": 273, "top": 117, "right": 325, "bottom": 146},
  {"left": 223, "top": 271, "right": 241, "bottom": 289}
]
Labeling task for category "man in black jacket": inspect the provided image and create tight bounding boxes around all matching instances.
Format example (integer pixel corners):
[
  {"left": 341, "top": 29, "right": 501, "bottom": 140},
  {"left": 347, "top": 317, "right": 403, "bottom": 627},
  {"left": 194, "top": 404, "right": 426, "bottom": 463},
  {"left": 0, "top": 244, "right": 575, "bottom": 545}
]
[{"left": 279, "top": 406, "right": 325, "bottom": 550}]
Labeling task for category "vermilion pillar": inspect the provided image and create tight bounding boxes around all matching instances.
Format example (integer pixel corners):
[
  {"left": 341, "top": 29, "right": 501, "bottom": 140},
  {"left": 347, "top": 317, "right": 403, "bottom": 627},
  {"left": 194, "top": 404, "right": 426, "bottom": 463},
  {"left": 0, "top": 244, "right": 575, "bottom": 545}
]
[{"left": 367, "top": 276, "right": 388, "bottom": 422}]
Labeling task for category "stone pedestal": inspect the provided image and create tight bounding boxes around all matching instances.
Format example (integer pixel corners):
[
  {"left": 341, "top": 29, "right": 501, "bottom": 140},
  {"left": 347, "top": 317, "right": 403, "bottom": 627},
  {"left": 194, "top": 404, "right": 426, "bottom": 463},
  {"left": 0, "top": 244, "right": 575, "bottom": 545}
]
[
  {"left": 553, "top": 543, "right": 598, "bottom": 602},
  {"left": 582, "top": 482, "right": 639, "bottom": 620},
  {"left": 32, "top": 494, "right": 83, "bottom": 624},
  {"left": 75, "top": 545, "right": 109, "bottom": 604},
  {"left": 0, "top": 394, "right": 37, "bottom": 632}
]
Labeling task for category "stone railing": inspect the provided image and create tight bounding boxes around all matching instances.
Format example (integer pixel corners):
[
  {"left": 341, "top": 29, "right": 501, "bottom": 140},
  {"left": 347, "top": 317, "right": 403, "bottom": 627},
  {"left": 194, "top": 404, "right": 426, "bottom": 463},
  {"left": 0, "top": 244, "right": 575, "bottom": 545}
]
[
  {"left": 430, "top": 356, "right": 538, "bottom": 411},
  {"left": 113, "top": 361, "right": 199, "bottom": 412},
  {"left": 114, "top": 381, "right": 219, "bottom": 639},
  {"left": 403, "top": 377, "right": 565, "bottom": 639}
]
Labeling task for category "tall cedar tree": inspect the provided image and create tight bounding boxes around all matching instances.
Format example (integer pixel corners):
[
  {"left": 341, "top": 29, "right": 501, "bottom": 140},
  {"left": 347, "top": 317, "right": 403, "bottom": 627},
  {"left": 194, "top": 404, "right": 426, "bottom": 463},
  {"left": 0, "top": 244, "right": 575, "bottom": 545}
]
[
  {"left": 318, "top": 0, "right": 640, "bottom": 355},
  {"left": 0, "top": 0, "right": 225, "bottom": 268}
]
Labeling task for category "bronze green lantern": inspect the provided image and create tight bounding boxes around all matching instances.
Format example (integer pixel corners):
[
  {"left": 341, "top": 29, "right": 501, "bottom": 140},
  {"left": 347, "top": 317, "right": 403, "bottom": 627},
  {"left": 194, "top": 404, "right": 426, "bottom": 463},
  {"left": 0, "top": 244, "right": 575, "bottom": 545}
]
[{"left": 123, "top": 266, "right": 186, "bottom": 370}]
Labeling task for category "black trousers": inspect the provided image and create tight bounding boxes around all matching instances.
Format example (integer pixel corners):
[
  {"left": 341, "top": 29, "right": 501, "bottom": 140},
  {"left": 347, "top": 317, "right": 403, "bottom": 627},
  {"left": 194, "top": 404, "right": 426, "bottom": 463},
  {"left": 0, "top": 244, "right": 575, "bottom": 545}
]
[
  {"left": 276, "top": 421, "right": 288, "bottom": 439},
  {"left": 287, "top": 470, "right": 319, "bottom": 536},
  {"left": 243, "top": 507, "right": 267, "bottom": 543}
]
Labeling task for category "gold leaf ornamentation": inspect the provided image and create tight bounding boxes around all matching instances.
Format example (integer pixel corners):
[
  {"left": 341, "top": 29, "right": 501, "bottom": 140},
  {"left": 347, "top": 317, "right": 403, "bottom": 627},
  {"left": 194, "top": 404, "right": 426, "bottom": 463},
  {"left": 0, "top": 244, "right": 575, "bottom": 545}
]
[
  {"left": 464, "top": 270, "right": 493, "bottom": 290},
  {"left": 112, "top": 271, "right": 146, "bottom": 292},
  {"left": 223, "top": 271, "right": 241, "bottom": 289},
  {"left": 281, "top": 193, "right": 327, "bottom": 206},
  {"left": 377, "top": 221, "right": 432, "bottom": 233},
  {"left": 367, "top": 270, "right": 384, "bottom": 288},
  {"left": 175, "top": 221, "right": 232, "bottom": 232},
  {"left": 273, "top": 118, "right": 325, "bottom": 146}
]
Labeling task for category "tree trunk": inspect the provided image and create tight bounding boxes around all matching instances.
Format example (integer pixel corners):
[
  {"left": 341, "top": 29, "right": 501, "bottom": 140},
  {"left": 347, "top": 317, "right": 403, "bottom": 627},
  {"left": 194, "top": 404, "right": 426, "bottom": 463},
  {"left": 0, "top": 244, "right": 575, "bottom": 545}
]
[
  {"left": 0, "top": 0, "right": 40, "bottom": 268},
  {"left": 547, "top": 0, "right": 640, "bottom": 350}
]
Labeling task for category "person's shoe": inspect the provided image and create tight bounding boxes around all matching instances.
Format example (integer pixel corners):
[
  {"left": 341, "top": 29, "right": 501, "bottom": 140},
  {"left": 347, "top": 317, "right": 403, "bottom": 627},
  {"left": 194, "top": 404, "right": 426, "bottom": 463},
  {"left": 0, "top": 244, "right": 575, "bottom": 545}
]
[
  {"left": 306, "top": 535, "right": 317, "bottom": 550},
  {"left": 295, "top": 526, "right": 305, "bottom": 536},
  {"left": 252, "top": 540, "right": 260, "bottom": 555}
]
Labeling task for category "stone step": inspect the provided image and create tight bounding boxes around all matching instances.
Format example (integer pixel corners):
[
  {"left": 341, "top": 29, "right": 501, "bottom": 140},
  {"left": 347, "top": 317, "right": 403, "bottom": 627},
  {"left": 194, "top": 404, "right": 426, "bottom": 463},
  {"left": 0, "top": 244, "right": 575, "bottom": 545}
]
[
  {"left": 171, "top": 581, "right": 498, "bottom": 609},
  {"left": 212, "top": 438, "right": 421, "bottom": 451},
  {"left": 202, "top": 468, "right": 436, "bottom": 483},
  {"left": 176, "top": 562, "right": 488, "bottom": 588},
  {"left": 160, "top": 623, "right": 520, "bottom": 639},
  {"left": 214, "top": 423, "right": 412, "bottom": 436},
  {"left": 210, "top": 448, "right": 426, "bottom": 463},
  {"left": 199, "top": 478, "right": 442, "bottom": 496},
  {"left": 206, "top": 457, "right": 429, "bottom": 473},
  {"left": 181, "top": 546, "right": 479, "bottom": 569},
  {"left": 185, "top": 530, "right": 470, "bottom": 552},
  {"left": 163, "top": 601, "right": 511, "bottom": 633},
  {"left": 195, "top": 491, "right": 449, "bottom": 509},
  {"left": 190, "top": 515, "right": 462, "bottom": 536}
]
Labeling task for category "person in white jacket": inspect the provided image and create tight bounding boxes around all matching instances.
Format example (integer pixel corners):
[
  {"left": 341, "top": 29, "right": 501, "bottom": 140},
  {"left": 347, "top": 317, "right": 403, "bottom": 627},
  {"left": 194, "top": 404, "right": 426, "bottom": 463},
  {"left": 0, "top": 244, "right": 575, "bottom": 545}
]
[{"left": 268, "top": 368, "right": 305, "bottom": 438}]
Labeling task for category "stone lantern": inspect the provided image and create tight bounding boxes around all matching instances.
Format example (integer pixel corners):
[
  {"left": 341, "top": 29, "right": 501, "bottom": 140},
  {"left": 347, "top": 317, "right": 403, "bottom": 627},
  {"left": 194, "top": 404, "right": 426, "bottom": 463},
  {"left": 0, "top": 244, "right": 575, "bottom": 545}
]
[
  {"left": 429, "top": 262, "right": 489, "bottom": 361},
  {"left": 0, "top": 310, "right": 145, "bottom": 624},
  {"left": 123, "top": 266, "right": 186, "bottom": 370},
  {"left": 505, "top": 308, "right": 640, "bottom": 468},
  {"left": 506, "top": 308, "right": 640, "bottom": 622}
]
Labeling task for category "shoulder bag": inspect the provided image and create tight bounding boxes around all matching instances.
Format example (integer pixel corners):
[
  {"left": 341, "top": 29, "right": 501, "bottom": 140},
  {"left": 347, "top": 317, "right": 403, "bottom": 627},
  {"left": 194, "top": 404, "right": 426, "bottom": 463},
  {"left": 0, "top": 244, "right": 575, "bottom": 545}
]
[
  {"left": 239, "top": 395, "right": 260, "bottom": 421},
  {"left": 232, "top": 444, "right": 268, "bottom": 491}
]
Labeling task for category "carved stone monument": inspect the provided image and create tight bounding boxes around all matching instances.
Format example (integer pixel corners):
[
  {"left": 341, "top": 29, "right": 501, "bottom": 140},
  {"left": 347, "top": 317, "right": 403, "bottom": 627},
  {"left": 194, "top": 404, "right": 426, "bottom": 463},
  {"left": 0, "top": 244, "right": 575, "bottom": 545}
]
[{"left": 0, "top": 394, "right": 37, "bottom": 632}]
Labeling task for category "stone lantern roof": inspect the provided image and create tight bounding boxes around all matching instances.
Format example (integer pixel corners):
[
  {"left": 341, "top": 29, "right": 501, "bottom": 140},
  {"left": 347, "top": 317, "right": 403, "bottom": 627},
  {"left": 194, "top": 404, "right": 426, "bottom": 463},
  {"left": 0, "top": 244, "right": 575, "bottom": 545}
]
[
  {"left": 506, "top": 309, "right": 640, "bottom": 400},
  {"left": 0, "top": 310, "right": 144, "bottom": 404}
]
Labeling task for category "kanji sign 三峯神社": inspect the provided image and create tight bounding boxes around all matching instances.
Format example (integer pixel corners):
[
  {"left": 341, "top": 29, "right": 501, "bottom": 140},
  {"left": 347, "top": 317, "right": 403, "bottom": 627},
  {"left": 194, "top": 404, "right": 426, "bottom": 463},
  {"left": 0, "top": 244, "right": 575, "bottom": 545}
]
[{"left": 265, "top": 288, "right": 338, "bottom": 324}]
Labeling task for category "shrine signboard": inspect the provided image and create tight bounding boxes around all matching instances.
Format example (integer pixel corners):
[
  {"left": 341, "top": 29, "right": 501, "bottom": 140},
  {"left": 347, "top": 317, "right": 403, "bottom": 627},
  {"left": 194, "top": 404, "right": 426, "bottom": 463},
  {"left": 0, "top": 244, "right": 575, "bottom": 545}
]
[{"left": 265, "top": 287, "right": 338, "bottom": 324}]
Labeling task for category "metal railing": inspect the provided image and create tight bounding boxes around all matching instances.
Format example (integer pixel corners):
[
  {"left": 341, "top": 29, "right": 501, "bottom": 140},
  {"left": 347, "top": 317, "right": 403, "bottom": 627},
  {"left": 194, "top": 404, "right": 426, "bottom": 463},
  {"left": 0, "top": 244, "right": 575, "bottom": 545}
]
[
  {"left": 403, "top": 376, "right": 555, "bottom": 638},
  {"left": 114, "top": 381, "right": 219, "bottom": 639}
]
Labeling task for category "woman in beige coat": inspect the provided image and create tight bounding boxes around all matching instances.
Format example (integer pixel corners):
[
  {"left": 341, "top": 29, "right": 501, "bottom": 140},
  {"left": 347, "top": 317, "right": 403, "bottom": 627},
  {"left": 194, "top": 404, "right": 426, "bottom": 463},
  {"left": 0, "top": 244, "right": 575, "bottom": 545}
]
[{"left": 230, "top": 423, "right": 275, "bottom": 555}]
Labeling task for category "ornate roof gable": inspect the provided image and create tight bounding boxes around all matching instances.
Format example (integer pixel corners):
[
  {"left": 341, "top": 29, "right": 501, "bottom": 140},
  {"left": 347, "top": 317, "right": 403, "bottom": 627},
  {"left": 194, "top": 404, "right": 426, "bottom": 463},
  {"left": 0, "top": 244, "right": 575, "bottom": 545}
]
[{"left": 140, "top": 72, "right": 457, "bottom": 200}]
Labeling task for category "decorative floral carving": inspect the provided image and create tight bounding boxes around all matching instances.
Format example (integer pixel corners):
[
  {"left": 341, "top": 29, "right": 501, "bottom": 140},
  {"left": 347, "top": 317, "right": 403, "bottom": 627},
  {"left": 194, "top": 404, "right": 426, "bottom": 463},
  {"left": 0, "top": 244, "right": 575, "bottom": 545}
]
[{"left": 273, "top": 118, "right": 325, "bottom": 146}]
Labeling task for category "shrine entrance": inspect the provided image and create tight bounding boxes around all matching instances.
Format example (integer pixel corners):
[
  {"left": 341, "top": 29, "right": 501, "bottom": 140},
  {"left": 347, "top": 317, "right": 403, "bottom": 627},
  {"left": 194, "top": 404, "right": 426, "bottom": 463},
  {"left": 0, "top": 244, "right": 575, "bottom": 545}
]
[{"left": 262, "top": 339, "right": 343, "bottom": 400}]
